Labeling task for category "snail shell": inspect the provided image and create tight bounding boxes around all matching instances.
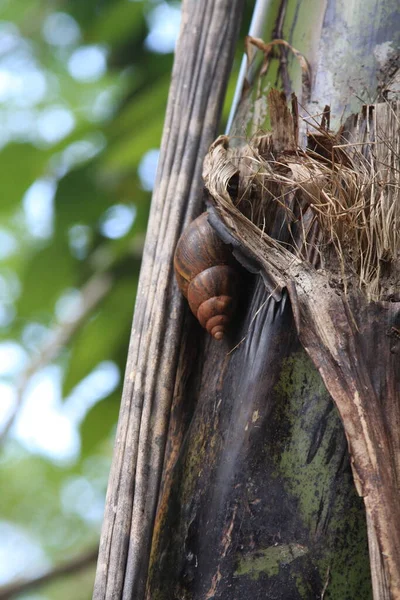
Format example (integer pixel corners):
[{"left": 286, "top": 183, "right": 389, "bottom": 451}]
[{"left": 174, "top": 212, "right": 239, "bottom": 340}]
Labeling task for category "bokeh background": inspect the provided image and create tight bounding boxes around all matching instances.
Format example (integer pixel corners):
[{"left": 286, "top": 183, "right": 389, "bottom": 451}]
[{"left": 0, "top": 1, "right": 245, "bottom": 598}]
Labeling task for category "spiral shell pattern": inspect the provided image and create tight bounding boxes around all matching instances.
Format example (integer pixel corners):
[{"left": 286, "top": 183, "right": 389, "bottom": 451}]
[{"left": 174, "top": 213, "right": 239, "bottom": 340}]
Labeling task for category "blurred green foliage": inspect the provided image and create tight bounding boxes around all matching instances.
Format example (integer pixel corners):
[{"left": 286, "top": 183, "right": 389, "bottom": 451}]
[
  {"left": 0, "top": 0, "right": 174, "bottom": 598},
  {"left": 0, "top": 0, "right": 247, "bottom": 597}
]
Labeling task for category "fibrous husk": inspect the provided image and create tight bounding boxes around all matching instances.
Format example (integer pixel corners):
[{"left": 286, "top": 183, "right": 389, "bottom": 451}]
[
  {"left": 203, "top": 90, "right": 400, "bottom": 600},
  {"left": 204, "top": 90, "right": 399, "bottom": 302}
]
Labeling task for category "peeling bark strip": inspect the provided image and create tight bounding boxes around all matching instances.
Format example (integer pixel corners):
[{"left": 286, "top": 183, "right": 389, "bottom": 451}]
[
  {"left": 244, "top": 36, "right": 311, "bottom": 102},
  {"left": 204, "top": 93, "right": 400, "bottom": 599},
  {"left": 92, "top": 1, "right": 245, "bottom": 599}
]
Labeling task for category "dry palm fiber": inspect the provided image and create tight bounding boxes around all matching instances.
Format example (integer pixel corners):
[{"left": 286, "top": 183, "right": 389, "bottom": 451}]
[{"left": 204, "top": 90, "right": 400, "bottom": 302}]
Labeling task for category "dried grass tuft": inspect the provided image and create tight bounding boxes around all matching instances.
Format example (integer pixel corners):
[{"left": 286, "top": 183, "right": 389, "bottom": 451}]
[{"left": 204, "top": 97, "right": 400, "bottom": 301}]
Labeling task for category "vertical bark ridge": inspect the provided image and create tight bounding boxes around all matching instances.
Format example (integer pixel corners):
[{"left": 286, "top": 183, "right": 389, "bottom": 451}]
[{"left": 92, "top": 2, "right": 245, "bottom": 599}]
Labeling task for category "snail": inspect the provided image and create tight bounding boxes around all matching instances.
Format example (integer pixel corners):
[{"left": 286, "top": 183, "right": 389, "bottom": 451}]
[{"left": 174, "top": 212, "right": 240, "bottom": 340}]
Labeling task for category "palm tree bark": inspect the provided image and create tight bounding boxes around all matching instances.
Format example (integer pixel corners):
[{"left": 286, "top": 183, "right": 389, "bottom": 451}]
[
  {"left": 95, "top": 0, "right": 399, "bottom": 599},
  {"left": 92, "top": 1, "right": 245, "bottom": 599}
]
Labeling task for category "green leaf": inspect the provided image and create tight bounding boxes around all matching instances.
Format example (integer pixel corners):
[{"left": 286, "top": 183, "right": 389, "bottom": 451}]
[
  {"left": 62, "top": 275, "right": 136, "bottom": 396},
  {"left": 110, "top": 75, "right": 170, "bottom": 138},
  {"left": 80, "top": 390, "right": 120, "bottom": 456},
  {"left": 54, "top": 163, "right": 113, "bottom": 233},
  {"left": 0, "top": 143, "right": 50, "bottom": 214},
  {"left": 87, "top": 0, "right": 146, "bottom": 46},
  {"left": 15, "top": 236, "right": 77, "bottom": 321},
  {"left": 103, "top": 116, "right": 164, "bottom": 172}
]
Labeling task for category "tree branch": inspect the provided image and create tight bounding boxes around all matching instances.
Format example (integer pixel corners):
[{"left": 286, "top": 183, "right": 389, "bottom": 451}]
[
  {"left": 0, "top": 547, "right": 98, "bottom": 599},
  {"left": 0, "top": 271, "right": 113, "bottom": 446}
]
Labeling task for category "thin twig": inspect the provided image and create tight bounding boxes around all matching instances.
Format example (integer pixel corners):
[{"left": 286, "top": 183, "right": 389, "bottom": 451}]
[
  {"left": 321, "top": 565, "right": 330, "bottom": 599},
  {"left": 0, "top": 272, "right": 113, "bottom": 445},
  {"left": 0, "top": 547, "right": 98, "bottom": 599},
  {"left": 227, "top": 291, "right": 277, "bottom": 355}
]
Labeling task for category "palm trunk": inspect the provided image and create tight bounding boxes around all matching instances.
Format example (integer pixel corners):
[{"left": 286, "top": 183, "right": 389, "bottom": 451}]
[
  {"left": 94, "top": 1, "right": 399, "bottom": 599},
  {"left": 92, "top": 2, "right": 245, "bottom": 599}
]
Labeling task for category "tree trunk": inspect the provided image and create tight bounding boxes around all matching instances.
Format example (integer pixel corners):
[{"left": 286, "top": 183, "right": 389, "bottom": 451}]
[
  {"left": 94, "top": 1, "right": 399, "bottom": 599},
  {"left": 92, "top": 2, "right": 245, "bottom": 599},
  {"left": 203, "top": 95, "right": 399, "bottom": 599}
]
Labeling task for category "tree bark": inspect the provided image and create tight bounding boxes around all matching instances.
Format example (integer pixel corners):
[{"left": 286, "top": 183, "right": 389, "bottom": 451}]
[
  {"left": 203, "top": 96, "right": 399, "bottom": 599},
  {"left": 92, "top": 1, "right": 245, "bottom": 599},
  {"left": 95, "top": 1, "right": 399, "bottom": 599}
]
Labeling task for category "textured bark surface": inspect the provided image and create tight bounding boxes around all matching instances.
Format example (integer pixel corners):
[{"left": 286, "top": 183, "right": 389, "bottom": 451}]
[
  {"left": 95, "top": 0, "right": 399, "bottom": 599},
  {"left": 147, "top": 284, "right": 371, "bottom": 600},
  {"left": 92, "top": 1, "right": 245, "bottom": 598},
  {"left": 292, "top": 291, "right": 400, "bottom": 599},
  {"left": 203, "top": 96, "right": 399, "bottom": 598}
]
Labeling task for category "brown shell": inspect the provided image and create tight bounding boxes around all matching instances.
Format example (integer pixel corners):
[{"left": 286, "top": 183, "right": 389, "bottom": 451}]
[
  {"left": 188, "top": 265, "right": 238, "bottom": 339},
  {"left": 174, "top": 212, "right": 234, "bottom": 297},
  {"left": 174, "top": 212, "right": 240, "bottom": 340}
]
